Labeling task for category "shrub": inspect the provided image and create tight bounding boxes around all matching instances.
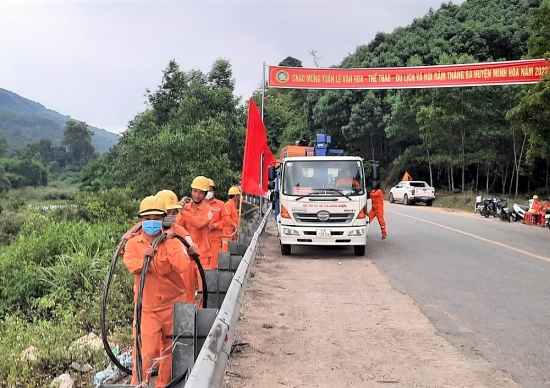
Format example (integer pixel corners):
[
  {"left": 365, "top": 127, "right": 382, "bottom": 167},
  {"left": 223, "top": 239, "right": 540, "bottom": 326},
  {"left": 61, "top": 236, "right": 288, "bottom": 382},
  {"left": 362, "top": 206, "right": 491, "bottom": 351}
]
[
  {"left": 0, "top": 211, "right": 27, "bottom": 245},
  {"left": 75, "top": 188, "right": 138, "bottom": 223},
  {"left": 0, "top": 214, "right": 131, "bottom": 315}
]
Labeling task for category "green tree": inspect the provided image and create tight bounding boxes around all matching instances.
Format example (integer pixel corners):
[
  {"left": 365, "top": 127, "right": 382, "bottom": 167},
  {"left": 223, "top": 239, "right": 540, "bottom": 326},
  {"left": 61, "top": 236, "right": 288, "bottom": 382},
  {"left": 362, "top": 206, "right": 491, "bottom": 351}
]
[
  {"left": 62, "top": 120, "right": 96, "bottom": 165},
  {"left": 507, "top": 0, "right": 550, "bottom": 190},
  {"left": 0, "top": 137, "right": 6, "bottom": 158},
  {"left": 99, "top": 59, "right": 245, "bottom": 198}
]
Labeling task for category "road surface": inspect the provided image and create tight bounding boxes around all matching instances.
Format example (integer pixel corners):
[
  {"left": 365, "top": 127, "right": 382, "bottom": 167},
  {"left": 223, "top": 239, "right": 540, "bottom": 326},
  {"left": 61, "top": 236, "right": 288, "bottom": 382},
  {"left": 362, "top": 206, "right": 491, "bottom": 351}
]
[{"left": 223, "top": 203, "right": 550, "bottom": 388}]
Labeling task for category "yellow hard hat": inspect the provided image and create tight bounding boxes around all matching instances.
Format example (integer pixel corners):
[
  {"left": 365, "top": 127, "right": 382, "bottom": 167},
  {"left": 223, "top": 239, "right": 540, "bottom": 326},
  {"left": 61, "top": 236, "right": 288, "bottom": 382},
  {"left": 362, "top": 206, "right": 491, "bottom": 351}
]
[
  {"left": 228, "top": 186, "right": 241, "bottom": 195},
  {"left": 207, "top": 178, "right": 215, "bottom": 188},
  {"left": 191, "top": 176, "right": 210, "bottom": 192},
  {"left": 138, "top": 196, "right": 167, "bottom": 217},
  {"left": 533, "top": 195, "right": 539, "bottom": 199},
  {"left": 156, "top": 190, "right": 182, "bottom": 210}
]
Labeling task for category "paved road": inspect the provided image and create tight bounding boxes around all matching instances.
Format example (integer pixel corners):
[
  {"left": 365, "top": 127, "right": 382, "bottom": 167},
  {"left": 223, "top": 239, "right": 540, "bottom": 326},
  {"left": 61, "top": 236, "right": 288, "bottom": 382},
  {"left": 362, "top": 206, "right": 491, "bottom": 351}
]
[{"left": 370, "top": 203, "right": 550, "bottom": 388}]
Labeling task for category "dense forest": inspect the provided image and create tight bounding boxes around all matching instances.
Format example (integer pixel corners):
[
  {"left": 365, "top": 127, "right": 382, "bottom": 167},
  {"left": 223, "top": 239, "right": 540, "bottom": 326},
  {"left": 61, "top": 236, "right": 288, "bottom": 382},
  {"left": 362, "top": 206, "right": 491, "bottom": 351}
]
[
  {"left": 0, "top": 120, "right": 97, "bottom": 192},
  {"left": 257, "top": 0, "right": 550, "bottom": 196}
]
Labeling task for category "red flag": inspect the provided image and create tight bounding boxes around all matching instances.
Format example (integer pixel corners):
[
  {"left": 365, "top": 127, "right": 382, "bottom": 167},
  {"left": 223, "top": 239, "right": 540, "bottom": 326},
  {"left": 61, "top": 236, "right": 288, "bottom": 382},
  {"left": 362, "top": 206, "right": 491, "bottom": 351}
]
[{"left": 241, "top": 98, "right": 276, "bottom": 194}]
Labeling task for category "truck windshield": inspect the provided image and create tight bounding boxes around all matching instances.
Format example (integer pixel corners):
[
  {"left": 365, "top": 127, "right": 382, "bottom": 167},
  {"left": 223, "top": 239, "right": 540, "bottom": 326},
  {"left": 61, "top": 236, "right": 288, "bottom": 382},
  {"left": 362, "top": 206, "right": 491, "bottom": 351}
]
[{"left": 282, "top": 160, "right": 364, "bottom": 196}]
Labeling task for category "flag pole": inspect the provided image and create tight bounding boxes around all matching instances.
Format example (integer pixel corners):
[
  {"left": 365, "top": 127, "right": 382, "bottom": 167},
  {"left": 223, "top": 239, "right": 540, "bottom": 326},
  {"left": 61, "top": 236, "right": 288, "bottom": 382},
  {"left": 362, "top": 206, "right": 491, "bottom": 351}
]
[
  {"left": 237, "top": 188, "right": 243, "bottom": 242},
  {"left": 259, "top": 153, "right": 264, "bottom": 216}
]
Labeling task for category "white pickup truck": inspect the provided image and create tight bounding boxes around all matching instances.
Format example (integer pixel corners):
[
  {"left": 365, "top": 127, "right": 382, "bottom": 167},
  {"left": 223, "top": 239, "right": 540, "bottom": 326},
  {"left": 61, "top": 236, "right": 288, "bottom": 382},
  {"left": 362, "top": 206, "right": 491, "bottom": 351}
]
[{"left": 389, "top": 180, "right": 435, "bottom": 206}]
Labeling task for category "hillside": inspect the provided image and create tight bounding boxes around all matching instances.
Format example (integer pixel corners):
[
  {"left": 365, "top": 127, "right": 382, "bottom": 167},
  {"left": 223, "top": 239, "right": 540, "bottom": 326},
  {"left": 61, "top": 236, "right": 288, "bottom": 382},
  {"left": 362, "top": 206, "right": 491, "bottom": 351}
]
[{"left": 0, "top": 88, "right": 120, "bottom": 153}]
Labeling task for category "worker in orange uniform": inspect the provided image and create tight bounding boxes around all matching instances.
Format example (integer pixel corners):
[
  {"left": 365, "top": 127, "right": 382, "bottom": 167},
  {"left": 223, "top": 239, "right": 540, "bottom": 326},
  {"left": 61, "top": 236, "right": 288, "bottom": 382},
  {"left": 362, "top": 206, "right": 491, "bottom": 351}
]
[
  {"left": 368, "top": 182, "right": 387, "bottom": 239},
  {"left": 121, "top": 190, "right": 199, "bottom": 367},
  {"left": 156, "top": 189, "right": 199, "bottom": 303},
  {"left": 176, "top": 176, "right": 213, "bottom": 269},
  {"left": 335, "top": 169, "right": 361, "bottom": 190},
  {"left": 530, "top": 195, "right": 544, "bottom": 213},
  {"left": 528, "top": 195, "right": 545, "bottom": 225},
  {"left": 123, "top": 196, "right": 191, "bottom": 387},
  {"left": 222, "top": 186, "right": 241, "bottom": 252},
  {"left": 204, "top": 179, "right": 232, "bottom": 268}
]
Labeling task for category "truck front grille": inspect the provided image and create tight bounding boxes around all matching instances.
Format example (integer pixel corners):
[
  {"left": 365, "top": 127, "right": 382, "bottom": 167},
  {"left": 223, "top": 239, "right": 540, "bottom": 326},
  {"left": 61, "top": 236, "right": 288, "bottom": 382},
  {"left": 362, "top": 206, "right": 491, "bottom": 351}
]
[{"left": 293, "top": 212, "right": 354, "bottom": 224}]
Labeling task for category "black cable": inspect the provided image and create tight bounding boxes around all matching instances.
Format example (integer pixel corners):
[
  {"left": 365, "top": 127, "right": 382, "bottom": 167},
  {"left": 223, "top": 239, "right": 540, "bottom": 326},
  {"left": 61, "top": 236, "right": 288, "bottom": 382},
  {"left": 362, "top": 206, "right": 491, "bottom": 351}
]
[
  {"left": 135, "top": 233, "right": 167, "bottom": 384},
  {"left": 100, "top": 225, "right": 142, "bottom": 376},
  {"left": 172, "top": 235, "right": 207, "bottom": 309}
]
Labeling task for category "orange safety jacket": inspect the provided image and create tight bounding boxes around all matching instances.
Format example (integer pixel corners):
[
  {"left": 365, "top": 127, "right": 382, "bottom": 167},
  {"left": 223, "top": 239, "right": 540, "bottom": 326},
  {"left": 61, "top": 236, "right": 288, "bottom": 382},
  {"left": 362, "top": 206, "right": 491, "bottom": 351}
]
[
  {"left": 224, "top": 199, "right": 239, "bottom": 237},
  {"left": 370, "top": 189, "right": 384, "bottom": 212},
  {"left": 123, "top": 235, "right": 190, "bottom": 312},
  {"left": 176, "top": 201, "right": 213, "bottom": 266},
  {"left": 206, "top": 198, "right": 232, "bottom": 242}
]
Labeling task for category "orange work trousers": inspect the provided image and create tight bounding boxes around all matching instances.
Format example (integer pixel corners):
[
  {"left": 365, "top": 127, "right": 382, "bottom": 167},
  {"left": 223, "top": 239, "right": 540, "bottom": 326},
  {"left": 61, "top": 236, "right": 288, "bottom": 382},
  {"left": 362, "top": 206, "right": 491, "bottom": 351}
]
[
  {"left": 210, "top": 239, "right": 222, "bottom": 269},
  {"left": 368, "top": 209, "right": 387, "bottom": 236},
  {"left": 131, "top": 307, "right": 174, "bottom": 388},
  {"left": 181, "top": 262, "right": 198, "bottom": 304}
]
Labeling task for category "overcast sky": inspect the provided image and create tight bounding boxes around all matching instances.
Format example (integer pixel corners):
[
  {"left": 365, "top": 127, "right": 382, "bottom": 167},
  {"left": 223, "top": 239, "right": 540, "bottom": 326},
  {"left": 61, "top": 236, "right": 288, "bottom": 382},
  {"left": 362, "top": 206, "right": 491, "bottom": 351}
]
[{"left": 1, "top": 0, "right": 465, "bottom": 134}]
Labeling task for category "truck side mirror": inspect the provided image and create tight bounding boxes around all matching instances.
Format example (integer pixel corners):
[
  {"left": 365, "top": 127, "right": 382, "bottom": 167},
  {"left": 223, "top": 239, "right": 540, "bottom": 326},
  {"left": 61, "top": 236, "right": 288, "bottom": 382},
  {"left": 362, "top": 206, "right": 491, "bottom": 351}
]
[
  {"left": 268, "top": 165, "right": 276, "bottom": 181},
  {"left": 372, "top": 164, "right": 380, "bottom": 181}
]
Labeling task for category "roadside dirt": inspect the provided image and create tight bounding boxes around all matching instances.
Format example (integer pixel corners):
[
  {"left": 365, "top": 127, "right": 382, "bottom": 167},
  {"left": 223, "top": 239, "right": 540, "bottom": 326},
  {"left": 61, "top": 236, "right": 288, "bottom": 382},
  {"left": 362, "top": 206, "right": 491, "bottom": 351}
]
[{"left": 222, "top": 222, "right": 520, "bottom": 388}]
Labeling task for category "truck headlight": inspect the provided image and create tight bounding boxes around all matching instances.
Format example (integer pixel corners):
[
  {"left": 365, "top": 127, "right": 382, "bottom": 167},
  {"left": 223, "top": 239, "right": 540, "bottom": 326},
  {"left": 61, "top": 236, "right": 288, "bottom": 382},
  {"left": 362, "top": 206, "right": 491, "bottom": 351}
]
[
  {"left": 348, "top": 228, "right": 365, "bottom": 236},
  {"left": 283, "top": 228, "right": 299, "bottom": 236}
]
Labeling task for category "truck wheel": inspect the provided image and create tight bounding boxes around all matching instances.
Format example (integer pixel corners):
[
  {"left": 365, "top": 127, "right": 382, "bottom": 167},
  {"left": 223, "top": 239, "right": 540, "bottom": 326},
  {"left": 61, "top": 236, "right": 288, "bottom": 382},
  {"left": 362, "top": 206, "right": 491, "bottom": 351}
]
[
  {"left": 403, "top": 194, "right": 409, "bottom": 205},
  {"left": 389, "top": 193, "right": 395, "bottom": 203},
  {"left": 281, "top": 244, "right": 291, "bottom": 256},
  {"left": 426, "top": 200, "right": 433, "bottom": 206},
  {"left": 353, "top": 245, "right": 365, "bottom": 256}
]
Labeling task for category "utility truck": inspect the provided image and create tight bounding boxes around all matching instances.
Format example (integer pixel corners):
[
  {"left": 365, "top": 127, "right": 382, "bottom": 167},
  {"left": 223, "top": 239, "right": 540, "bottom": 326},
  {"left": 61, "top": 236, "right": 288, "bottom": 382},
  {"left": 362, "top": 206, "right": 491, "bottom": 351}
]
[{"left": 268, "top": 134, "right": 376, "bottom": 257}]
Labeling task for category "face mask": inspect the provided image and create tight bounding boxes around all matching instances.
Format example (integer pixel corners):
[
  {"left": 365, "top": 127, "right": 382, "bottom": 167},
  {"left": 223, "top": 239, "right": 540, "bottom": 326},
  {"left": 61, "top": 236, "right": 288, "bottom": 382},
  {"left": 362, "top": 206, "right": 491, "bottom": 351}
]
[
  {"left": 163, "top": 215, "right": 177, "bottom": 228},
  {"left": 142, "top": 220, "right": 163, "bottom": 236},
  {"left": 205, "top": 192, "right": 214, "bottom": 200}
]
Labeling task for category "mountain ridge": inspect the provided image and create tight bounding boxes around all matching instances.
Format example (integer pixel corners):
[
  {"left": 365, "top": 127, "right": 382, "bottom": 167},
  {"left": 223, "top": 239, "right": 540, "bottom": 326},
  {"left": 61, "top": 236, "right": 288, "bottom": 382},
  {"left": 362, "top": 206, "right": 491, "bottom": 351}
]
[{"left": 0, "top": 88, "right": 120, "bottom": 153}]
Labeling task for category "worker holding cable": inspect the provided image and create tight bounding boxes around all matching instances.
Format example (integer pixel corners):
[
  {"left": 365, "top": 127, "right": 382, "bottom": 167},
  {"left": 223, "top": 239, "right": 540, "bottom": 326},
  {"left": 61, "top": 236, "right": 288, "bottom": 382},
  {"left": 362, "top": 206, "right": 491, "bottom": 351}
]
[
  {"left": 156, "top": 189, "right": 199, "bottom": 304},
  {"left": 123, "top": 195, "right": 191, "bottom": 387},
  {"left": 176, "top": 176, "right": 213, "bottom": 269}
]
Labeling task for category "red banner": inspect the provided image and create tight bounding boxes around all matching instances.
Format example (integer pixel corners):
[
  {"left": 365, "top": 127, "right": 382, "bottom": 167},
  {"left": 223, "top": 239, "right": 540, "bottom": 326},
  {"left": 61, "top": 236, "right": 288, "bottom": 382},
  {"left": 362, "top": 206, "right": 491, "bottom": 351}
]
[{"left": 268, "top": 59, "right": 549, "bottom": 89}]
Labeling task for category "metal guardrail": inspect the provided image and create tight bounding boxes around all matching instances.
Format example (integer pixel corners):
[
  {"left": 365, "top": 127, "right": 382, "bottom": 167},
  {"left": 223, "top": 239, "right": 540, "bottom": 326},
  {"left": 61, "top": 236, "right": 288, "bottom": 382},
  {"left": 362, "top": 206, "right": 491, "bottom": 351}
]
[{"left": 183, "top": 206, "right": 271, "bottom": 388}]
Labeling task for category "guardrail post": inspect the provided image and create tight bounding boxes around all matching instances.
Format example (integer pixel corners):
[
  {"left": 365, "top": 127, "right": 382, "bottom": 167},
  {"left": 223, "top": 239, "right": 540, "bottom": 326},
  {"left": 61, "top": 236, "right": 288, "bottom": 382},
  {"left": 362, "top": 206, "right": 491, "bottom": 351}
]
[
  {"left": 205, "top": 270, "right": 235, "bottom": 310},
  {"left": 172, "top": 303, "right": 197, "bottom": 384}
]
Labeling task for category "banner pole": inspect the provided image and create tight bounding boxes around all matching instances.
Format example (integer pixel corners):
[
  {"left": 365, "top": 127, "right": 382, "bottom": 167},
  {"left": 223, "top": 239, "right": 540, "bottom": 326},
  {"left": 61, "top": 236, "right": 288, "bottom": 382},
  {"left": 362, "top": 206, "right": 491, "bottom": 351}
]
[
  {"left": 259, "top": 153, "right": 264, "bottom": 216},
  {"left": 261, "top": 62, "right": 266, "bottom": 121},
  {"left": 237, "top": 189, "right": 243, "bottom": 242}
]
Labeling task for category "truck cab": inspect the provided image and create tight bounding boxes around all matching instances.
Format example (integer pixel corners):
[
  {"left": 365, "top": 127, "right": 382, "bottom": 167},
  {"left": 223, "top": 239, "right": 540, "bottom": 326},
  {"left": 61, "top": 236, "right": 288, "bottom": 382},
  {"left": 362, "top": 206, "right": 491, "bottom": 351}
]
[{"left": 268, "top": 134, "right": 370, "bottom": 256}]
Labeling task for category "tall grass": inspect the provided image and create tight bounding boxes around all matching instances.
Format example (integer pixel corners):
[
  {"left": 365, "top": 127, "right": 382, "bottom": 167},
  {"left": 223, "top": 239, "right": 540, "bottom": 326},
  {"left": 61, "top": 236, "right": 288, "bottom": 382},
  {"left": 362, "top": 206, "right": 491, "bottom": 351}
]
[{"left": 0, "top": 187, "right": 138, "bottom": 386}]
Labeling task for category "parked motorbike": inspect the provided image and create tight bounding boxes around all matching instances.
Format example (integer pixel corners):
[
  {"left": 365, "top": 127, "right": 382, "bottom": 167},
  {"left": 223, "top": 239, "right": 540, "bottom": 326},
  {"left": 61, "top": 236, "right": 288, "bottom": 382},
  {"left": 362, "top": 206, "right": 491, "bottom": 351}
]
[
  {"left": 511, "top": 203, "right": 529, "bottom": 222},
  {"left": 474, "top": 195, "right": 485, "bottom": 214},
  {"left": 545, "top": 209, "right": 550, "bottom": 229},
  {"left": 496, "top": 198, "right": 511, "bottom": 222},
  {"left": 480, "top": 197, "right": 498, "bottom": 218}
]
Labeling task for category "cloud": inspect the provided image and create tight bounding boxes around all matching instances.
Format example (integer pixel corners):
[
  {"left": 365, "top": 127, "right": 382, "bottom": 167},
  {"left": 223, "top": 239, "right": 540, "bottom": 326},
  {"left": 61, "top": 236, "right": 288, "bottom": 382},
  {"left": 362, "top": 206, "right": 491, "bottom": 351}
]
[{"left": 0, "top": 0, "right": 464, "bottom": 134}]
